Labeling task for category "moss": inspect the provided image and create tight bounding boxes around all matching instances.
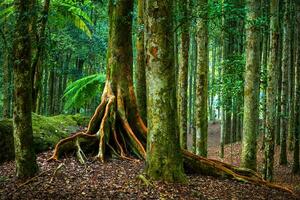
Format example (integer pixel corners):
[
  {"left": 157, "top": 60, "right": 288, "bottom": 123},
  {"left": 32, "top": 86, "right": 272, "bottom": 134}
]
[{"left": 0, "top": 114, "right": 89, "bottom": 163}]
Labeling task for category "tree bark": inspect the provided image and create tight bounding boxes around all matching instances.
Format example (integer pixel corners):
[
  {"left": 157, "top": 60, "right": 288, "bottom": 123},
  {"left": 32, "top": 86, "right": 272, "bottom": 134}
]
[
  {"left": 241, "top": 0, "right": 261, "bottom": 171},
  {"left": 279, "top": 0, "right": 290, "bottom": 165},
  {"left": 135, "top": 0, "right": 147, "bottom": 124},
  {"left": 145, "top": 0, "right": 186, "bottom": 182},
  {"left": 292, "top": 1, "right": 300, "bottom": 174},
  {"left": 178, "top": 0, "right": 190, "bottom": 150},
  {"left": 195, "top": 0, "right": 208, "bottom": 157},
  {"left": 263, "top": 0, "right": 279, "bottom": 181},
  {"left": 12, "top": 0, "right": 38, "bottom": 178},
  {"left": 287, "top": 0, "right": 295, "bottom": 152}
]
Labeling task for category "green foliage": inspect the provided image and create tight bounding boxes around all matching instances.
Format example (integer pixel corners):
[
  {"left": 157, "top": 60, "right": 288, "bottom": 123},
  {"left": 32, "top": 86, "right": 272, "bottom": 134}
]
[
  {"left": 52, "top": 0, "right": 94, "bottom": 38},
  {"left": 63, "top": 74, "right": 106, "bottom": 110}
]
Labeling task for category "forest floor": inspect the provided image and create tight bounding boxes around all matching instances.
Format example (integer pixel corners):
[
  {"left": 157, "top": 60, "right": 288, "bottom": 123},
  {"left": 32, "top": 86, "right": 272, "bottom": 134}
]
[{"left": 0, "top": 122, "right": 299, "bottom": 200}]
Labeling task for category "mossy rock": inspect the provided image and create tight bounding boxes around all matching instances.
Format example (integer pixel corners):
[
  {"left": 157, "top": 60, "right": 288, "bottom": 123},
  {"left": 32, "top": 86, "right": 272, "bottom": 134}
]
[{"left": 0, "top": 113, "right": 89, "bottom": 163}]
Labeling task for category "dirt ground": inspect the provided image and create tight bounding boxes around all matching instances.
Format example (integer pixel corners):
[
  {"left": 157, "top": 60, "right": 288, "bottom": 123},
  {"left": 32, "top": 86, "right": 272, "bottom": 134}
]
[{"left": 0, "top": 122, "right": 299, "bottom": 200}]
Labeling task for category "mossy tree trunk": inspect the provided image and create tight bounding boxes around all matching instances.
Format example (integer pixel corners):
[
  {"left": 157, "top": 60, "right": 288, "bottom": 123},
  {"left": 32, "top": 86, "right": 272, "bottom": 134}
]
[
  {"left": 263, "top": 0, "right": 279, "bottom": 181},
  {"left": 178, "top": 0, "right": 190, "bottom": 150},
  {"left": 135, "top": 0, "right": 147, "bottom": 123},
  {"left": 241, "top": 0, "right": 261, "bottom": 171},
  {"left": 12, "top": 0, "right": 39, "bottom": 178},
  {"left": 279, "top": 0, "right": 290, "bottom": 166},
  {"left": 292, "top": 1, "right": 300, "bottom": 174},
  {"left": 49, "top": 0, "right": 147, "bottom": 163},
  {"left": 195, "top": 0, "right": 208, "bottom": 157},
  {"left": 145, "top": 0, "right": 186, "bottom": 182}
]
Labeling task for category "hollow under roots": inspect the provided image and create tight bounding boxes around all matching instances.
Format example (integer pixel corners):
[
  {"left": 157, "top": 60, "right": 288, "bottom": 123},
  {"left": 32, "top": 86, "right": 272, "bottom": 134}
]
[{"left": 48, "top": 83, "right": 294, "bottom": 195}]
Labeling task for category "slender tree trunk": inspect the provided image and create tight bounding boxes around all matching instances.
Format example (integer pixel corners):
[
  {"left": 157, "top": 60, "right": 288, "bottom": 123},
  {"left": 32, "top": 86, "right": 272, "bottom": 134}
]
[
  {"left": 288, "top": 1, "right": 295, "bottom": 152},
  {"left": 42, "top": 66, "right": 48, "bottom": 115},
  {"left": 12, "top": 0, "right": 38, "bottom": 178},
  {"left": 190, "top": 32, "right": 197, "bottom": 153},
  {"left": 263, "top": 0, "right": 279, "bottom": 181},
  {"left": 47, "top": 67, "right": 54, "bottom": 115},
  {"left": 195, "top": 0, "right": 208, "bottom": 157},
  {"left": 145, "top": 0, "right": 186, "bottom": 182},
  {"left": 275, "top": 0, "right": 284, "bottom": 146},
  {"left": 210, "top": 44, "right": 216, "bottom": 121},
  {"left": 178, "top": 0, "right": 189, "bottom": 149},
  {"left": 292, "top": 1, "right": 300, "bottom": 174},
  {"left": 135, "top": 0, "right": 147, "bottom": 124},
  {"left": 241, "top": 0, "right": 261, "bottom": 171},
  {"left": 279, "top": 0, "right": 290, "bottom": 165}
]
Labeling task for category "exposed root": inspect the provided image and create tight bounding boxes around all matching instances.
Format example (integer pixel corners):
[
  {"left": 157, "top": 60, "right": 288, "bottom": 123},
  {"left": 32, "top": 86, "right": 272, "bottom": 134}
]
[
  {"left": 96, "top": 95, "right": 115, "bottom": 162},
  {"left": 47, "top": 132, "right": 98, "bottom": 162},
  {"left": 48, "top": 81, "right": 294, "bottom": 195},
  {"left": 182, "top": 150, "right": 294, "bottom": 195}
]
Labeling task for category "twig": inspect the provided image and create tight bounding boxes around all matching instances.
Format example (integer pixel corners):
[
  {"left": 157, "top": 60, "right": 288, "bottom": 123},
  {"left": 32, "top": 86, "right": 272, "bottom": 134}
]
[{"left": 17, "top": 169, "right": 51, "bottom": 189}]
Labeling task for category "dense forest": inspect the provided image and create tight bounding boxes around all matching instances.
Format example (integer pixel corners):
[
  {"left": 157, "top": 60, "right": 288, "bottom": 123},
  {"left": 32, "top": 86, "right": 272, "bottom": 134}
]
[{"left": 0, "top": 0, "right": 299, "bottom": 199}]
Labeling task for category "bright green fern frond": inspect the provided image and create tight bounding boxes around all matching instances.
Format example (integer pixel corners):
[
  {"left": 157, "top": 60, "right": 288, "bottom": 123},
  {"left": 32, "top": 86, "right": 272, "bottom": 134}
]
[
  {"left": 0, "top": 5, "right": 14, "bottom": 20},
  {"left": 73, "top": 14, "right": 92, "bottom": 38},
  {"left": 63, "top": 74, "right": 106, "bottom": 110},
  {"left": 53, "top": 0, "right": 93, "bottom": 38}
]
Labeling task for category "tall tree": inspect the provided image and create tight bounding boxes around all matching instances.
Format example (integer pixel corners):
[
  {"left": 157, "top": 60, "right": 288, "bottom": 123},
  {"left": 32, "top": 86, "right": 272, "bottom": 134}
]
[
  {"left": 135, "top": 0, "right": 147, "bottom": 123},
  {"left": 287, "top": 0, "right": 295, "bottom": 151},
  {"left": 12, "top": 0, "right": 38, "bottom": 178},
  {"left": 241, "top": 0, "right": 261, "bottom": 170},
  {"left": 145, "top": 0, "right": 186, "bottom": 182},
  {"left": 279, "top": 0, "right": 290, "bottom": 165},
  {"left": 292, "top": 0, "right": 300, "bottom": 174},
  {"left": 195, "top": 0, "right": 208, "bottom": 157},
  {"left": 178, "top": 0, "right": 190, "bottom": 149},
  {"left": 263, "top": 0, "right": 279, "bottom": 181}
]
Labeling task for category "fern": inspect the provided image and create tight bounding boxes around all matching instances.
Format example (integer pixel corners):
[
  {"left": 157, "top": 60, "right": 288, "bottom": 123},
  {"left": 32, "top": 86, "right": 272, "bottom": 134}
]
[
  {"left": 0, "top": 5, "right": 14, "bottom": 20},
  {"left": 63, "top": 73, "right": 106, "bottom": 110},
  {"left": 53, "top": 0, "right": 93, "bottom": 38}
]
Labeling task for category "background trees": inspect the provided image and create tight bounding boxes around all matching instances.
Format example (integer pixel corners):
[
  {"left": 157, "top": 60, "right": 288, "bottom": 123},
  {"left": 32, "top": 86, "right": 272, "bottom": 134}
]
[{"left": 0, "top": 0, "right": 299, "bottom": 184}]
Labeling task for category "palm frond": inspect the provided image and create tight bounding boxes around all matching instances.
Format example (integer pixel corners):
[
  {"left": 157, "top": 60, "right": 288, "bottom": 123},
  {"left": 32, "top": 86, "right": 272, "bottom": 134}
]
[
  {"left": 53, "top": 0, "right": 93, "bottom": 38},
  {"left": 63, "top": 74, "right": 106, "bottom": 110}
]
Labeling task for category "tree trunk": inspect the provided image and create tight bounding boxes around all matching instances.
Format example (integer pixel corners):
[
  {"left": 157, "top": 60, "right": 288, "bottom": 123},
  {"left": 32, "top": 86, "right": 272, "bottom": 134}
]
[
  {"left": 178, "top": 0, "right": 190, "bottom": 150},
  {"left": 263, "top": 0, "right": 279, "bottom": 181},
  {"left": 287, "top": 0, "right": 295, "bottom": 152},
  {"left": 292, "top": 1, "right": 300, "bottom": 174},
  {"left": 195, "top": 0, "right": 208, "bottom": 157},
  {"left": 12, "top": 0, "right": 38, "bottom": 178},
  {"left": 135, "top": 0, "right": 147, "bottom": 124},
  {"left": 241, "top": 0, "right": 261, "bottom": 171},
  {"left": 279, "top": 0, "right": 290, "bottom": 165},
  {"left": 210, "top": 44, "right": 216, "bottom": 122},
  {"left": 145, "top": 0, "right": 186, "bottom": 182}
]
